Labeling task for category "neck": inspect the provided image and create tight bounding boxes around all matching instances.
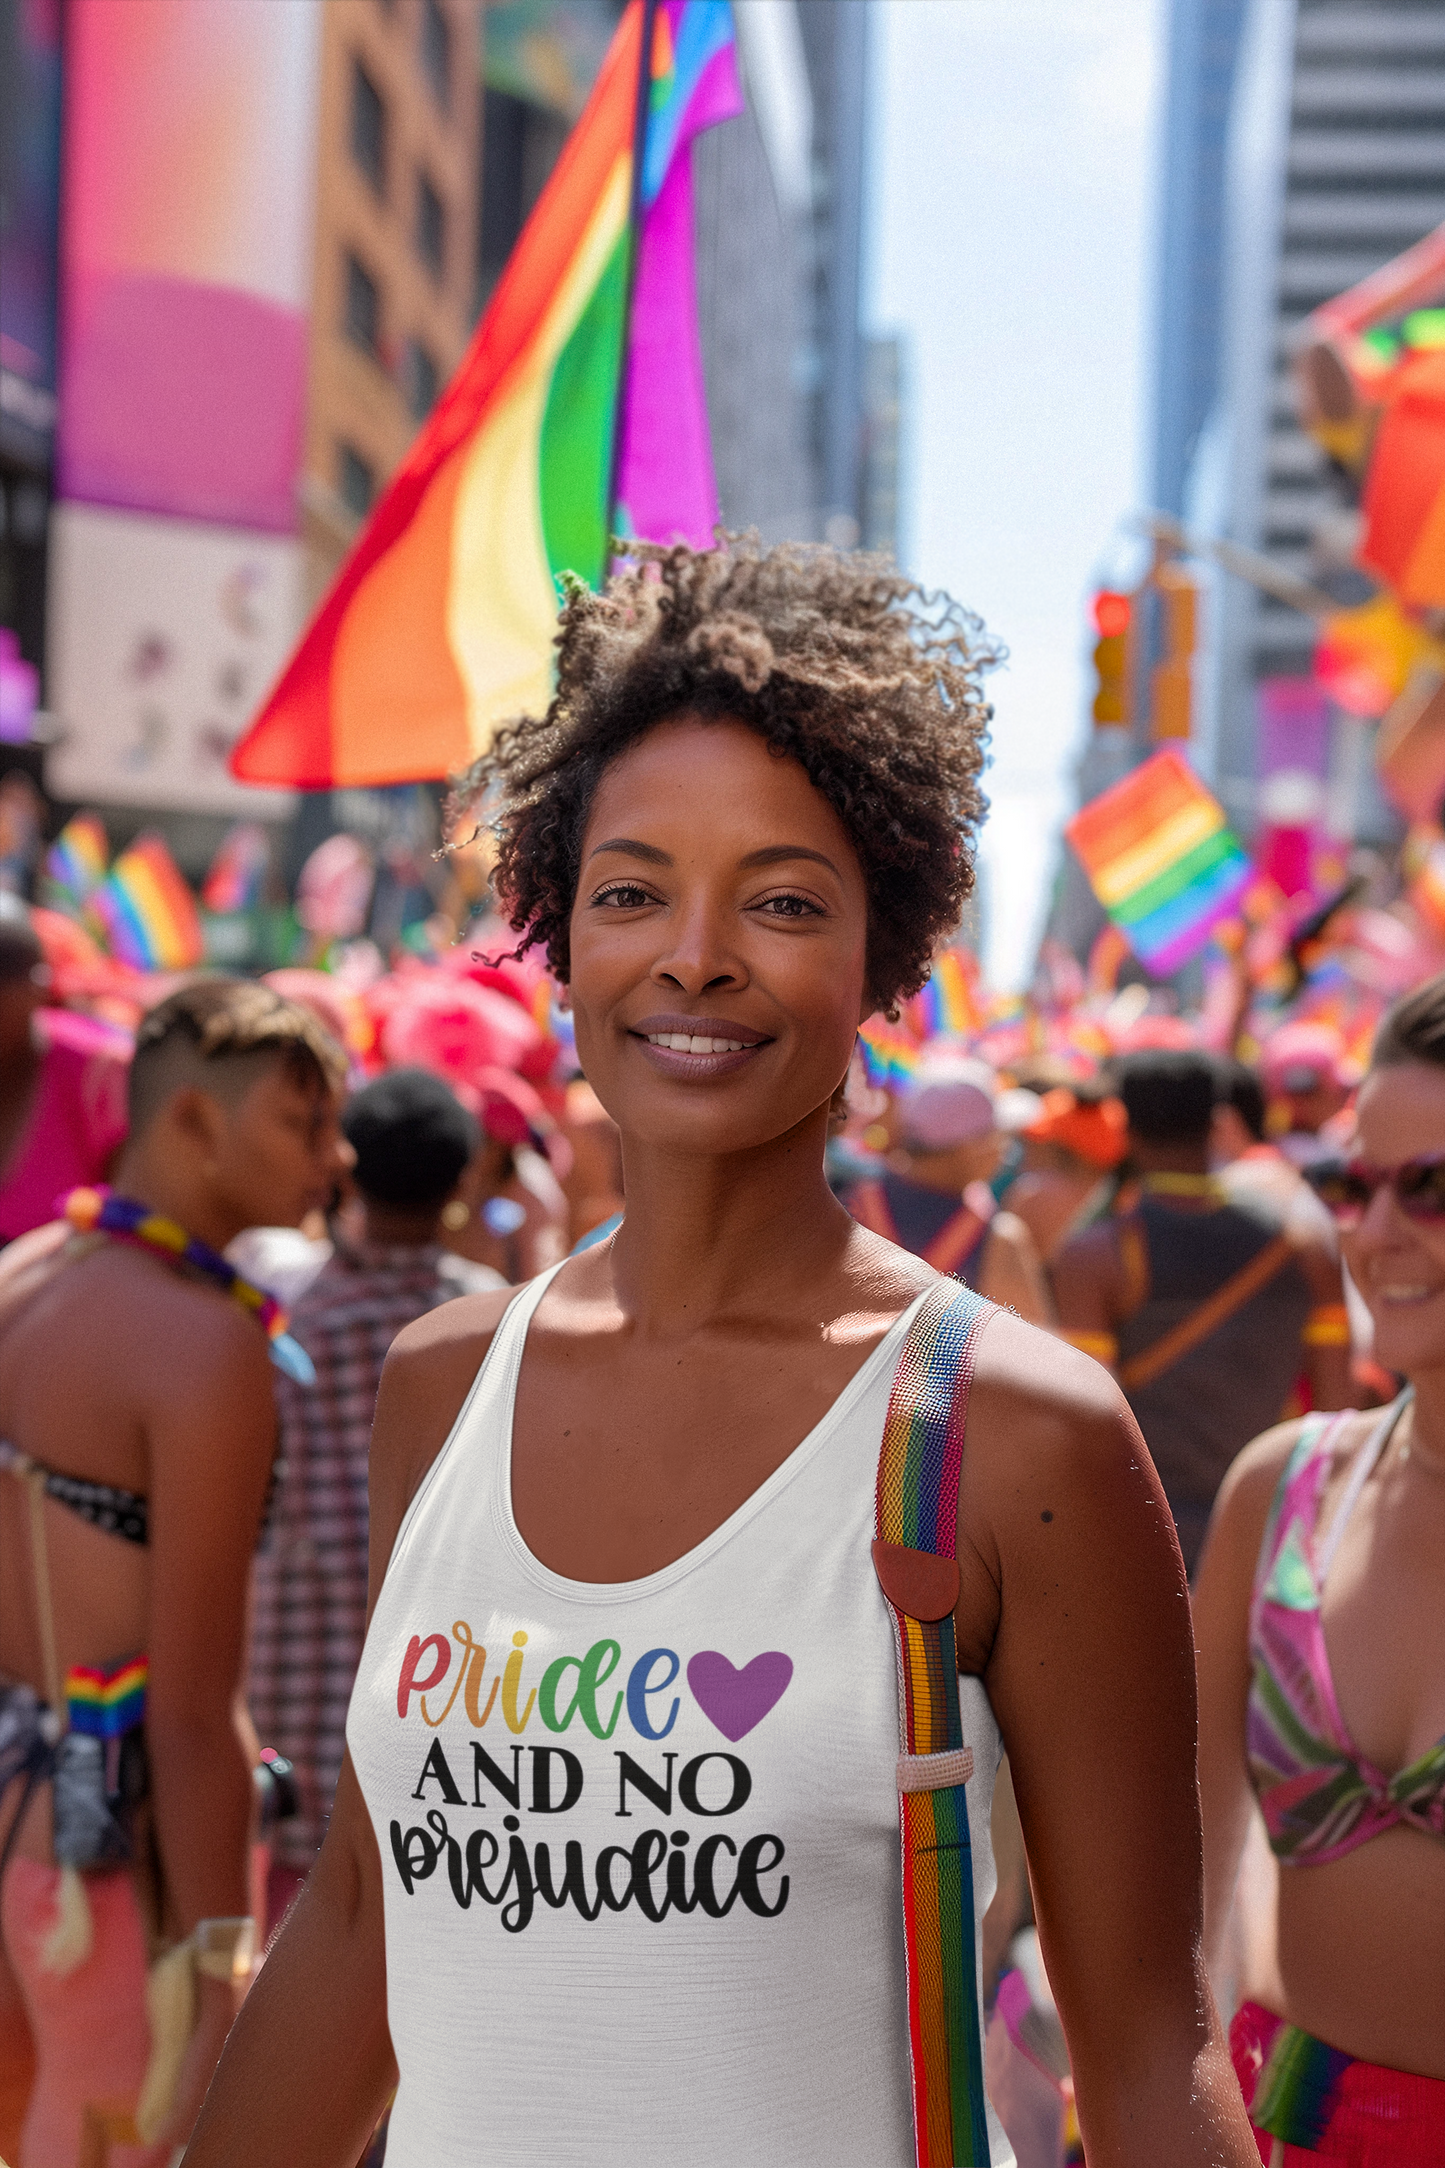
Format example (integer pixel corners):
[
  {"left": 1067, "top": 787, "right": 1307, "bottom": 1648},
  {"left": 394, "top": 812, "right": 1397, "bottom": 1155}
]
[
  {"left": 608, "top": 1108, "right": 853, "bottom": 1332},
  {"left": 359, "top": 1199, "right": 443, "bottom": 1248},
  {"left": 108, "top": 1145, "right": 246, "bottom": 1255},
  {"left": 1404, "top": 1368, "right": 1445, "bottom": 1468}
]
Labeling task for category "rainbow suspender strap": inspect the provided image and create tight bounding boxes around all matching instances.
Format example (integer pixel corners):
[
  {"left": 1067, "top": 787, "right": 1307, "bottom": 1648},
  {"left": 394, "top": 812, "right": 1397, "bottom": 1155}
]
[{"left": 874, "top": 1279, "right": 994, "bottom": 2168}]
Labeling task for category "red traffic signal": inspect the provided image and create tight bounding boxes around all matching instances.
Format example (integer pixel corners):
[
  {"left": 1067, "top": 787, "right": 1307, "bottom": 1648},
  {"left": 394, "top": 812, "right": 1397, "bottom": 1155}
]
[
  {"left": 1092, "top": 590, "right": 1131, "bottom": 639},
  {"left": 1090, "top": 590, "right": 1132, "bottom": 725}
]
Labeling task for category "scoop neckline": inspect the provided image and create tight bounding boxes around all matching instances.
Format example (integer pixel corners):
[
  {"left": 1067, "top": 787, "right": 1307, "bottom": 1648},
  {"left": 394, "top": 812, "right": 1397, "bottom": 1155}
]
[{"left": 492, "top": 1277, "right": 930, "bottom": 1607}]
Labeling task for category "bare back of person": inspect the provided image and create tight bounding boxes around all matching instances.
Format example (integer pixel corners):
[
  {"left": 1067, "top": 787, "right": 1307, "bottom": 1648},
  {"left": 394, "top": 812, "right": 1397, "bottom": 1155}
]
[
  {"left": 0, "top": 1236, "right": 266, "bottom": 1867},
  {"left": 0, "top": 979, "right": 350, "bottom": 2163}
]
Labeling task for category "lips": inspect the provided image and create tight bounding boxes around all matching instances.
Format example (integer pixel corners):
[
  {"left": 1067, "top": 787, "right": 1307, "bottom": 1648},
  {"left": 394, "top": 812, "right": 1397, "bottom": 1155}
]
[{"left": 628, "top": 1011, "right": 772, "bottom": 1079}]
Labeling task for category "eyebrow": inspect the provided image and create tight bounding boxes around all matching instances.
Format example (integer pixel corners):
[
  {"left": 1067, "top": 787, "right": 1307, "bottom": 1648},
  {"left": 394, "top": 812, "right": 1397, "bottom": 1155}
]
[
  {"left": 738, "top": 845, "right": 842, "bottom": 878},
  {"left": 587, "top": 838, "right": 671, "bottom": 864},
  {"left": 586, "top": 838, "right": 842, "bottom": 878}
]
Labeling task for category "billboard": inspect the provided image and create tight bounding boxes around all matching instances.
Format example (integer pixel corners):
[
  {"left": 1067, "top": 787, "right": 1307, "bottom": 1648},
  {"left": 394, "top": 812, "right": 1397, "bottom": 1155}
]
[
  {"left": 0, "top": 0, "right": 63, "bottom": 469},
  {"left": 56, "top": 0, "right": 320, "bottom": 529},
  {"left": 47, "top": 506, "right": 300, "bottom": 815},
  {"left": 49, "top": 0, "right": 320, "bottom": 810}
]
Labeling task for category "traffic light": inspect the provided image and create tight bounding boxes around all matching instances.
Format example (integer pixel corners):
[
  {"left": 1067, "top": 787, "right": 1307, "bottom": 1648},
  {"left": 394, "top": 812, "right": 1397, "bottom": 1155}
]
[
  {"left": 1091, "top": 590, "right": 1132, "bottom": 725},
  {"left": 1151, "top": 562, "right": 1197, "bottom": 740}
]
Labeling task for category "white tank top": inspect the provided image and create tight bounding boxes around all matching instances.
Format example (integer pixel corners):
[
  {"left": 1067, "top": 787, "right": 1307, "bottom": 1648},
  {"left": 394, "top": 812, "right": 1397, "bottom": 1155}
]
[{"left": 347, "top": 1265, "right": 1013, "bottom": 2167}]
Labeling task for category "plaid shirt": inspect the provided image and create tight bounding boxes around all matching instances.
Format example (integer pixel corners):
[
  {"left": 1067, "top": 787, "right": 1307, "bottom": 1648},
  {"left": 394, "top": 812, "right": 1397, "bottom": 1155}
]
[{"left": 247, "top": 1237, "right": 490, "bottom": 1868}]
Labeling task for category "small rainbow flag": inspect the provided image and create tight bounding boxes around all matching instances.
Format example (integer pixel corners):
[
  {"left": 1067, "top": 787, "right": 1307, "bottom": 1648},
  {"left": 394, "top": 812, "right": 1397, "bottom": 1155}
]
[
  {"left": 231, "top": 0, "right": 741, "bottom": 790},
  {"left": 1066, "top": 749, "right": 1251, "bottom": 977},
  {"left": 43, "top": 813, "right": 108, "bottom": 910},
  {"left": 67, "top": 1655, "right": 147, "bottom": 1739},
  {"left": 909, "top": 947, "right": 980, "bottom": 1041},
  {"left": 858, "top": 1014, "right": 920, "bottom": 1086},
  {"left": 201, "top": 822, "right": 271, "bottom": 915},
  {"left": 90, "top": 834, "right": 204, "bottom": 970}
]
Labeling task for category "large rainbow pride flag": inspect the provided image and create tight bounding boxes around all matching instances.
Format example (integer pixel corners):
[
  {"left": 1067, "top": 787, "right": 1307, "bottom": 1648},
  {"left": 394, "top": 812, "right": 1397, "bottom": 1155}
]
[
  {"left": 232, "top": 0, "right": 741, "bottom": 791},
  {"left": 1066, "top": 749, "right": 1251, "bottom": 976}
]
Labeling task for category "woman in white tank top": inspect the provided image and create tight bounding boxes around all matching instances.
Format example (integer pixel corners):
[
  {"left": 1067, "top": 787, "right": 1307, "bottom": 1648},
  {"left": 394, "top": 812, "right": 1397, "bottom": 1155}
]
[{"left": 190, "top": 540, "right": 1259, "bottom": 2167}]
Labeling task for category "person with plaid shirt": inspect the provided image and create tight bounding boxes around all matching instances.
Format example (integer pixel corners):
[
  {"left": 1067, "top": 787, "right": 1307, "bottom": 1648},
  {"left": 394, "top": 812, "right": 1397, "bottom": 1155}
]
[{"left": 247, "top": 1068, "right": 500, "bottom": 1931}]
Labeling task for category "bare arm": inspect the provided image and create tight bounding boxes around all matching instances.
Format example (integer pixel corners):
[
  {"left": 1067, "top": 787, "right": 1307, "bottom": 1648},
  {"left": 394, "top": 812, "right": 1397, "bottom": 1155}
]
[
  {"left": 142, "top": 1304, "right": 280, "bottom": 2143},
  {"left": 980, "top": 1210, "right": 1054, "bottom": 1326},
  {"left": 1192, "top": 1424, "right": 1297, "bottom": 1972},
  {"left": 964, "top": 1317, "right": 1258, "bottom": 2166},
  {"left": 185, "top": 1288, "right": 513, "bottom": 2166}
]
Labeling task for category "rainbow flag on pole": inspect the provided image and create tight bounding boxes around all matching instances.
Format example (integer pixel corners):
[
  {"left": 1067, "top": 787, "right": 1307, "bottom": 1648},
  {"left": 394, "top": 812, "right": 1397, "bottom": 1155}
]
[
  {"left": 1066, "top": 749, "right": 1251, "bottom": 976},
  {"left": 90, "top": 834, "right": 204, "bottom": 970},
  {"left": 231, "top": 0, "right": 741, "bottom": 791},
  {"left": 43, "top": 813, "right": 108, "bottom": 913}
]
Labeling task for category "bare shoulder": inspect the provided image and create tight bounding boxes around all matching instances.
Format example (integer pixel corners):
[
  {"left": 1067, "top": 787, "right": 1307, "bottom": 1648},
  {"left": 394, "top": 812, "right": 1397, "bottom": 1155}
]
[
  {"left": 968, "top": 1306, "right": 1135, "bottom": 1475},
  {"left": 1052, "top": 1215, "right": 1119, "bottom": 1272},
  {"left": 372, "top": 1282, "right": 518, "bottom": 1516}
]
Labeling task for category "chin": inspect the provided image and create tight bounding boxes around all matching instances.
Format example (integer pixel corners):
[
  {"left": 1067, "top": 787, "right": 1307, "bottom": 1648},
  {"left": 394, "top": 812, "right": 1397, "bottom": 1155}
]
[{"left": 1368, "top": 1301, "right": 1445, "bottom": 1382}]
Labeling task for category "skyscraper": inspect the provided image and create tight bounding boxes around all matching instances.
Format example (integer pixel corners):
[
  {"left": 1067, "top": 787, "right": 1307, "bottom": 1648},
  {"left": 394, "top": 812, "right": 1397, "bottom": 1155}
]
[
  {"left": 1202, "top": 0, "right": 1445, "bottom": 828},
  {"left": 1150, "top": 0, "right": 1249, "bottom": 519}
]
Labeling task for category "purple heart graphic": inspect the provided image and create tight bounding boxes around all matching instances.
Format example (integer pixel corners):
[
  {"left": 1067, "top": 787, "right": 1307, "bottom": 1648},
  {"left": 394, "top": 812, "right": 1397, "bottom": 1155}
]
[{"left": 687, "top": 1650, "right": 794, "bottom": 1742}]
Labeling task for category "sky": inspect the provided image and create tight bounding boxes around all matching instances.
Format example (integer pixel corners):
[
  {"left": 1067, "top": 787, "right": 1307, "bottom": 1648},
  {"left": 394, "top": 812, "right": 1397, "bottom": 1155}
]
[{"left": 867, "top": 0, "right": 1163, "bottom": 988}]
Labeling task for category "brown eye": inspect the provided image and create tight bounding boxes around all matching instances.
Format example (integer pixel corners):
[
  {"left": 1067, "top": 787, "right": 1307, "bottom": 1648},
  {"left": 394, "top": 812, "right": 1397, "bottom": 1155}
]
[
  {"left": 755, "top": 893, "right": 819, "bottom": 919},
  {"left": 593, "top": 884, "right": 653, "bottom": 909}
]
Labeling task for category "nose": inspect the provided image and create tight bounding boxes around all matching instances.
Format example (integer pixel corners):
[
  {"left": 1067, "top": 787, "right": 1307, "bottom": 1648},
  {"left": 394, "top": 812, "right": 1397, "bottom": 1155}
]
[
  {"left": 649, "top": 892, "right": 747, "bottom": 998},
  {"left": 1353, "top": 1173, "right": 1411, "bottom": 1254}
]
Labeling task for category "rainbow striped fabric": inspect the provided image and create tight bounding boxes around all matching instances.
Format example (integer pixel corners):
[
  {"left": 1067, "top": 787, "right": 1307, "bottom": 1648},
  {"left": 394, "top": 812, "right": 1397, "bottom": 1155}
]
[
  {"left": 43, "top": 813, "right": 108, "bottom": 910},
  {"left": 875, "top": 1281, "right": 992, "bottom": 2168},
  {"left": 90, "top": 833, "right": 204, "bottom": 970},
  {"left": 1066, "top": 749, "right": 1251, "bottom": 976},
  {"left": 232, "top": 0, "right": 741, "bottom": 790},
  {"left": 67, "top": 1655, "right": 147, "bottom": 1739},
  {"left": 1251, "top": 2020, "right": 1354, "bottom": 2148}
]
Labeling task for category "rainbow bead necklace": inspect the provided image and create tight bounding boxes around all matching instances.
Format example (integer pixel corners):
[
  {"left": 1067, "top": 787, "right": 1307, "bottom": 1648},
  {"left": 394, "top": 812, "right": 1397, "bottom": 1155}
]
[{"left": 64, "top": 1187, "right": 315, "bottom": 1385}]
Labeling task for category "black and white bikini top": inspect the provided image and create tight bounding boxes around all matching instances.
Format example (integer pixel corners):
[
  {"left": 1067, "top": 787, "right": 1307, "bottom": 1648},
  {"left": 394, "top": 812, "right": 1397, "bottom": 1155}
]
[{"left": 0, "top": 1438, "right": 148, "bottom": 1546}]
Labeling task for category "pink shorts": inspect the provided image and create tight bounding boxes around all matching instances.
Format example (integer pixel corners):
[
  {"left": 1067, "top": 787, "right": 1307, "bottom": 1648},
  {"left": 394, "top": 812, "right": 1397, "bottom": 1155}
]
[
  {"left": 1231, "top": 1998, "right": 1445, "bottom": 2166},
  {"left": 0, "top": 1858, "right": 170, "bottom": 2168}
]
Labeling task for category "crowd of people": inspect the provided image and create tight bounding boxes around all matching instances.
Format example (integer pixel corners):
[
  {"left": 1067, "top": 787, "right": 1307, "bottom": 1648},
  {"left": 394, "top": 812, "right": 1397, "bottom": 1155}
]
[{"left": 0, "top": 535, "right": 1438, "bottom": 2167}]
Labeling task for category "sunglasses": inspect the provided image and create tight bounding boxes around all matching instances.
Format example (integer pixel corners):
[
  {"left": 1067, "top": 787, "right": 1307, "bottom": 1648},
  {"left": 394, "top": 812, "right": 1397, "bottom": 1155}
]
[{"left": 1305, "top": 1152, "right": 1445, "bottom": 1227}]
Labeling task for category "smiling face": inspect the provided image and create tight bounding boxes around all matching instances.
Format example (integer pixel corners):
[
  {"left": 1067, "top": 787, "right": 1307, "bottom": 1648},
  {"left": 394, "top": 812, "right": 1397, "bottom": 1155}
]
[
  {"left": 1344, "top": 1059, "right": 1445, "bottom": 1379},
  {"left": 567, "top": 715, "right": 871, "bottom": 1158}
]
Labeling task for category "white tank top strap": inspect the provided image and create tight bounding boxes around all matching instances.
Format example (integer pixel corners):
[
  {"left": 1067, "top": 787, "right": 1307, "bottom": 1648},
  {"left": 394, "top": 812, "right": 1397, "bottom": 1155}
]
[{"left": 387, "top": 1260, "right": 565, "bottom": 1574}]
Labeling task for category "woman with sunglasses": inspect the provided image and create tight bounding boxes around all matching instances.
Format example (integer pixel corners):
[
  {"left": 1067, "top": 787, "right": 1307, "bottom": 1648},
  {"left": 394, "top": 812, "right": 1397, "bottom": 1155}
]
[{"left": 1195, "top": 976, "right": 1445, "bottom": 2164}]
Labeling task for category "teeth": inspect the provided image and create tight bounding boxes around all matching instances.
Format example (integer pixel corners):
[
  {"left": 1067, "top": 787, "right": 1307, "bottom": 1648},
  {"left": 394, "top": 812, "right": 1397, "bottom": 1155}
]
[
  {"left": 1379, "top": 1285, "right": 1433, "bottom": 1301},
  {"left": 645, "top": 1033, "right": 747, "bottom": 1053}
]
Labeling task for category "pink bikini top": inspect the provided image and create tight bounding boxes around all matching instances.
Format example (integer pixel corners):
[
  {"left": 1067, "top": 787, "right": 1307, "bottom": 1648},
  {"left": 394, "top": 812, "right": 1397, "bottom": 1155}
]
[{"left": 1247, "top": 1395, "right": 1445, "bottom": 1865}]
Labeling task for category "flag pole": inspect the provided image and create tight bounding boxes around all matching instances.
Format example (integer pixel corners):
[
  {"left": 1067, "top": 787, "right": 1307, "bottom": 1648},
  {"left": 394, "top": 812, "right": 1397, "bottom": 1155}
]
[{"left": 604, "top": 0, "right": 659, "bottom": 567}]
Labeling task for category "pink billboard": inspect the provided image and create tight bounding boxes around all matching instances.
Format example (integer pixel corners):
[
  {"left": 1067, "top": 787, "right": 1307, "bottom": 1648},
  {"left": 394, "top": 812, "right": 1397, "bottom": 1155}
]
[{"left": 56, "top": 0, "right": 320, "bottom": 533}]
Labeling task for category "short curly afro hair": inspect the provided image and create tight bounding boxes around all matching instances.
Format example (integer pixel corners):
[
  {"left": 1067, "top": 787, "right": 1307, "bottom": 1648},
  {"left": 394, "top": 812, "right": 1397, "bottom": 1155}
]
[{"left": 453, "top": 535, "right": 997, "bottom": 1012}]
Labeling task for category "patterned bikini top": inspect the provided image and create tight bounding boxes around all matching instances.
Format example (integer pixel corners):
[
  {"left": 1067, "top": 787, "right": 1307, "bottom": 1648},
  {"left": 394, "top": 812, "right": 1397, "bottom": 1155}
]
[
  {"left": 1247, "top": 1395, "right": 1445, "bottom": 1864},
  {"left": 0, "top": 1437, "right": 148, "bottom": 1545}
]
